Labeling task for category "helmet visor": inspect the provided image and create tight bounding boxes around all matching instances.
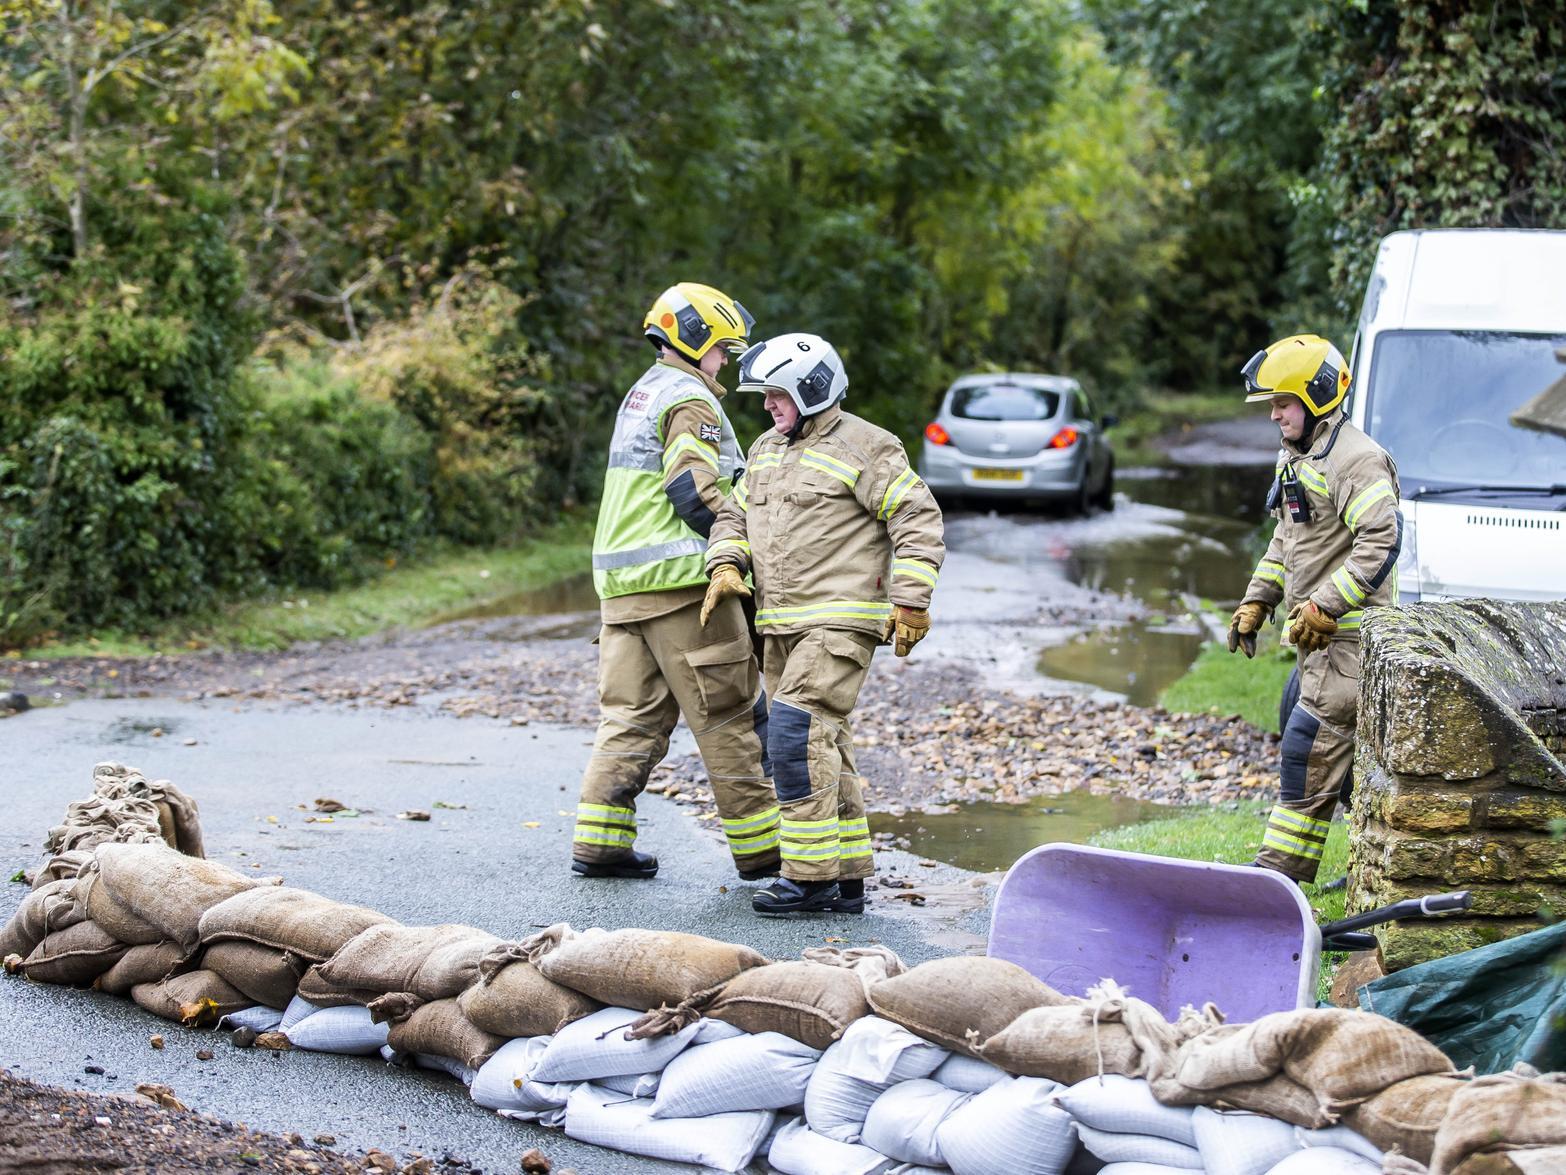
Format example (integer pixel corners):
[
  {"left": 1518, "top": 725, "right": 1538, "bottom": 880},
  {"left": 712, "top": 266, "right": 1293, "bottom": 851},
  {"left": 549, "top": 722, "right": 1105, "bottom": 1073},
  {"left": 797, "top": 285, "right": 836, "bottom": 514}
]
[{"left": 1241, "top": 349, "right": 1273, "bottom": 400}]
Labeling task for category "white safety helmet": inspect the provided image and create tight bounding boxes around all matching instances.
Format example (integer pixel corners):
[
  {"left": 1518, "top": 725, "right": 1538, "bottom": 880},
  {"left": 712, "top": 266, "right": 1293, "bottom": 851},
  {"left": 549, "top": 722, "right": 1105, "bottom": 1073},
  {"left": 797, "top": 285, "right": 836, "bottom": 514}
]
[{"left": 736, "top": 332, "right": 848, "bottom": 416}]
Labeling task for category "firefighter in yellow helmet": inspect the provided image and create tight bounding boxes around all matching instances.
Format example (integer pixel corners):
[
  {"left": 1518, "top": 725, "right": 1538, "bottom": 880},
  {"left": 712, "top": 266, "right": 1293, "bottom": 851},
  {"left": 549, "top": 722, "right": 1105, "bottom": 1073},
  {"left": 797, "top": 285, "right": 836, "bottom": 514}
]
[
  {"left": 569, "top": 283, "right": 782, "bottom": 882},
  {"left": 701, "top": 333, "right": 945, "bottom": 915},
  {"left": 1227, "top": 334, "right": 1402, "bottom": 883}
]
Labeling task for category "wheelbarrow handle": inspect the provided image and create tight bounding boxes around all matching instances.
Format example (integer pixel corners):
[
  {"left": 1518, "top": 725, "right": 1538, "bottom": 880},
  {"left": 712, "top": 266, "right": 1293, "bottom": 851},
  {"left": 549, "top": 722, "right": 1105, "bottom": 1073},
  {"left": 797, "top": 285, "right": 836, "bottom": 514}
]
[{"left": 1318, "top": 890, "right": 1472, "bottom": 938}]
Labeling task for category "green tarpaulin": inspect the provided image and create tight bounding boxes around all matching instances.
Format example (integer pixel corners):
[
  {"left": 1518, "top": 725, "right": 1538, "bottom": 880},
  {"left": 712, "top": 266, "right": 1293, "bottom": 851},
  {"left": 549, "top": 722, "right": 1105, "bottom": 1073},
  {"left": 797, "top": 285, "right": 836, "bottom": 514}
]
[{"left": 1359, "top": 921, "right": 1566, "bottom": 1075}]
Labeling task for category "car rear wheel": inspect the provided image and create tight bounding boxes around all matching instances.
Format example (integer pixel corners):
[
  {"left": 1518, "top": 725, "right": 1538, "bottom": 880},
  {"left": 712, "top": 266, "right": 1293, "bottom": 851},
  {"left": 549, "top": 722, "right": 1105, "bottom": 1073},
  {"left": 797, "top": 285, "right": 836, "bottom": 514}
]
[{"left": 1094, "top": 455, "right": 1116, "bottom": 511}]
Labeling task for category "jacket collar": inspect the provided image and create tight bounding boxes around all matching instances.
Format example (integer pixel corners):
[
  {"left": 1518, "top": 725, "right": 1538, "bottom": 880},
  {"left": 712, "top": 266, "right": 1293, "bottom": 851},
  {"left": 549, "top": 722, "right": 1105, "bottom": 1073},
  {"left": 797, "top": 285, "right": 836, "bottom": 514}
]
[
  {"left": 1287, "top": 407, "right": 1346, "bottom": 457},
  {"left": 657, "top": 353, "right": 725, "bottom": 399},
  {"left": 795, "top": 404, "right": 844, "bottom": 444}
]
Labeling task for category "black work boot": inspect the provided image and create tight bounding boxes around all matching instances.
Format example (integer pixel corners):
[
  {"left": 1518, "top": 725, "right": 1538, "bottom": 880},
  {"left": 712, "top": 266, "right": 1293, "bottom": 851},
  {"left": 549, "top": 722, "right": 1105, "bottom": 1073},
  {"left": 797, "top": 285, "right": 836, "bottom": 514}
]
[
  {"left": 571, "top": 850, "right": 659, "bottom": 879},
  {"left": 833, "top": 878, "right": 867, "bottom": 914},
  {"left": 752, "top": 877, "right": 842, "bottom": 915}
]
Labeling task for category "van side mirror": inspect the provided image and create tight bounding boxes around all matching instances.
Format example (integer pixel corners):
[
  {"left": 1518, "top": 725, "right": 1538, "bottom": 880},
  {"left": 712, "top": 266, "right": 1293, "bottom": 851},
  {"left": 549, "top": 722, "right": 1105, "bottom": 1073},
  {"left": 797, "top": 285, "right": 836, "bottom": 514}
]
[{"left": 1101, "top": 413, "right": 1119, "bottom": 430}]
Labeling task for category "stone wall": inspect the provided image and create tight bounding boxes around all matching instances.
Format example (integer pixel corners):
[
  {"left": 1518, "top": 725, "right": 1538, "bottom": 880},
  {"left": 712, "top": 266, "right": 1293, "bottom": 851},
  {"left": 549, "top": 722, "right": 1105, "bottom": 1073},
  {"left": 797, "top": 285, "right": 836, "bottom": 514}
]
[{"left": 1351, "top": 598, "right": 1566, "bottom": 970}]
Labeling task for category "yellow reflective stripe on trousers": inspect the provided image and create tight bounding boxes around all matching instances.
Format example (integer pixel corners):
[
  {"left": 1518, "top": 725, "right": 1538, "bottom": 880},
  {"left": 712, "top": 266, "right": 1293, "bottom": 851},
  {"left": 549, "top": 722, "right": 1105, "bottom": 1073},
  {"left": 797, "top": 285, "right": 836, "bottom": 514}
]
[
  {"left": 573, "top": 827, "right": 637, "bottom": 848},
  {"left": 663, "top": 433, "right": 720, "bottom": 475},
  {"left": 1254, "top": 559, "right": 1285, "bottom": 588},
  {"left": 576, "top": 803, "right": 636, "bottom": 828},
  {"left": 782, "top": 841, "right": 842, "bottom": 861},
  {"left": 722, "top": 807, "right": 780, "bottom": 835},
  {"left": 800, "top": 448, "right": 861, "bottom": 489},
  {"left": 729, "top": 828, "right": 781, "bottom": 852},
  {"left": 1269, "top": 807, "right": 1330, "bottom": 838},
  {"left": 892, "top": 558, "right": 938, "bottom": 588},
  {"left": 781, "top": 814, "right": 840, "bottom": 861},
  {"left": 1344, "top": 479, "right": 1395, "bottom": 530},
  {"left": 878, "top": 467, "right": 922, "bottom": 520},
  {"left": 1262, "top": 806, "right": 1328, "bottom": 861},
  {"left": 757, "top": 600, "right": 892, "bottom": 626},
  {"left": 1296, "top": 461, "right": 1329, "bottom": 496},
  {"left": 1332, "top": 566, "right": 1367, "bottom": 608},
  {"left": 839, "top": 816, "right": 872, "bottom": 860},
  {"left": 1262, "top": 827, "right": 1326, "bottom": 861}
]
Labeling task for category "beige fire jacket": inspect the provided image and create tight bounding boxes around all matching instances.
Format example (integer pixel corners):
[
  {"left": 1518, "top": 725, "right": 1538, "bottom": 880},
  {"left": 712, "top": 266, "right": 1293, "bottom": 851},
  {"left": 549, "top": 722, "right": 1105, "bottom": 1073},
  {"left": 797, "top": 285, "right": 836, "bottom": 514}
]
[
  {"left": 706, "top": 404, "right": 945, "bottom": 638},
  {"left": 1242, "top": 409, "right": 1403, "bottom": 635}
]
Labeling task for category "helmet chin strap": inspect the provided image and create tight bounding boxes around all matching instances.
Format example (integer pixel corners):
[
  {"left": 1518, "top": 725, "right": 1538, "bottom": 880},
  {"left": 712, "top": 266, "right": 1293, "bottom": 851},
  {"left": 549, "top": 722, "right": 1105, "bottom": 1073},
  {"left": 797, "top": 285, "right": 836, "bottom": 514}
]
[{"left": 785, "top": 414, "right": 808, "bottom": 443}]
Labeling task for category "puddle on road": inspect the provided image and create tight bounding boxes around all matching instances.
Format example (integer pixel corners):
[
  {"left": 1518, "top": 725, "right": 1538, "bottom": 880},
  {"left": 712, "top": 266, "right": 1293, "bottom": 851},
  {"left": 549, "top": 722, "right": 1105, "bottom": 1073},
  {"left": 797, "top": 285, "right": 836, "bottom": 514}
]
[
  {"left": 871, "top": 790, "right": 1177, "bottom": 874},
  {"left": 1037, "top": 619, "right": 1208, "bottom": 707},
  {"left": 436, "top": 572, "right": 598, "bottom": 623}
]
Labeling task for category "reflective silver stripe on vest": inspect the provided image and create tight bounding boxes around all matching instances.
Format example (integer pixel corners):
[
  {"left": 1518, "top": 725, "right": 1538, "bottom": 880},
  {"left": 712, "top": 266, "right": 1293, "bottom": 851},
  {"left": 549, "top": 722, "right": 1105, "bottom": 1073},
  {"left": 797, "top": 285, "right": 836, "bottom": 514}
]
[{"left": 591, "top": 537, "right": 708, "bottom": 570}]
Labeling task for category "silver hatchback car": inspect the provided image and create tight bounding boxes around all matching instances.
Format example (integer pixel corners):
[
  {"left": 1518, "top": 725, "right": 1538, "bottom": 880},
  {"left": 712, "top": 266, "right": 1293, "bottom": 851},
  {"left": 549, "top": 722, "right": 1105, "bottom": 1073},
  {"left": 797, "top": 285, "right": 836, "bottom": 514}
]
[{"left": 918, "top": 373, "right": 1116, "bottom": 511}]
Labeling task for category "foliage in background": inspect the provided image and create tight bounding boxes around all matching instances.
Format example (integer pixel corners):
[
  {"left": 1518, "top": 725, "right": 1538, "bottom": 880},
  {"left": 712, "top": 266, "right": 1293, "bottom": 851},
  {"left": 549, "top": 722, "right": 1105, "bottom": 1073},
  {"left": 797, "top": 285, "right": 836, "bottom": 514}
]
[{"left": 1310, "top": 0, "right": 1566, "bottom": 313}]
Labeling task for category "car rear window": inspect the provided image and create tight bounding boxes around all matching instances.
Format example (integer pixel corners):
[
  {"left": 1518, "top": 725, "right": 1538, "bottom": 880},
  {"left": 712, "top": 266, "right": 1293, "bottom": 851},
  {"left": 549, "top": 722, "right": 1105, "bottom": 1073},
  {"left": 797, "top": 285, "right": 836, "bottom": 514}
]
[{"left": 950, "top": 384, "right": 1060, "bottom": 421}]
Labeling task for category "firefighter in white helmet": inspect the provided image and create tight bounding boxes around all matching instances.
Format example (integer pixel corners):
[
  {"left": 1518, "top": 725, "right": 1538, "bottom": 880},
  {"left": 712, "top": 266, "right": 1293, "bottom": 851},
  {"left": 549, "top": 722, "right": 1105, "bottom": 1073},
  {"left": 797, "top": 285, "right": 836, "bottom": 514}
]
[
  {"left": 702, "top": 333, "right": 945, "bottom": 914},
  {"left": 1227, "top": 334, "right": 1402, "bottom": 883},
  {"left": 570, "top": 283, "right": 781, "bottom": 882}
]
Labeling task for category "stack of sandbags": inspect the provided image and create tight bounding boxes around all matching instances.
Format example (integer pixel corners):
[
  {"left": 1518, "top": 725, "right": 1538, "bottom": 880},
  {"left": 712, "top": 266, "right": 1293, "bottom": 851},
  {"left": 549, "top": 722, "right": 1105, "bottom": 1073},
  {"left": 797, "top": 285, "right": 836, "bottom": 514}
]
[{"left": 459, "top": 929, "right": 602, "bottom": 1039}]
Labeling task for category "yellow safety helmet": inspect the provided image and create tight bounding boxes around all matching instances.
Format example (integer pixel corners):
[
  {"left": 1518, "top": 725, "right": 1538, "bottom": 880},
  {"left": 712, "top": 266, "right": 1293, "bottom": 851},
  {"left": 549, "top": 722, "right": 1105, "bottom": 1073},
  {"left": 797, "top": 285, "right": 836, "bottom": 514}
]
[
  {"left": 643, "top": 283, "right": 755, "bottom": 363},
  {"left": 1241, "top": 334, "right": 1352, "bottom": 416}
]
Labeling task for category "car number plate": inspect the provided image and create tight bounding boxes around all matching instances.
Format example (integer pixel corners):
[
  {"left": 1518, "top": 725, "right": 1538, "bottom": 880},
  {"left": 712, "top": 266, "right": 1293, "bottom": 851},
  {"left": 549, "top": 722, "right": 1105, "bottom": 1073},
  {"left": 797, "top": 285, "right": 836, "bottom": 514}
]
[{"left": 972, "top": 468, "right": 1024, "bottom": 482}]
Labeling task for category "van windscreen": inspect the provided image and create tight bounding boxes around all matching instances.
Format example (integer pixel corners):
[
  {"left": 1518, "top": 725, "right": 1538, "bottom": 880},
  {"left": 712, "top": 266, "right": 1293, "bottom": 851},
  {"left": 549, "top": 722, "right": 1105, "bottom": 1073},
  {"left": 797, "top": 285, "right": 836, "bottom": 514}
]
[
  {"left": 1364, "top": 330, "right": 1566, "bottom": 489},
  {"left": 951, "top": 385, "right": 1061, "bottom": 421}
]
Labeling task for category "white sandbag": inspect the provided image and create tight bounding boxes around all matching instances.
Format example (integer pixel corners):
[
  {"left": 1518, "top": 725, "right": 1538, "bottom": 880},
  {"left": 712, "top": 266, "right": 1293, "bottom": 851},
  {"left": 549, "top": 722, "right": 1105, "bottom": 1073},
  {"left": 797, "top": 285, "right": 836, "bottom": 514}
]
[
  {"left": 564, "top": 1083, "right": 774, "bottom": 1173},
  {"left": 1298, "top": 1124, "right": 1385, "bottom": 1165},
  {"left": 805, "top": 1016, "right": 949, "bottom": 1143},
  {"left": 1054, "top": 1075, "right": 1198, "bottom": 1146},
  {"left": 529, "top": 1006, "right": 710, "bottom": 1084},
  {"left": 932, "top": 1053, "right": 1010, "bottom": 1094},
  {"left": 599, "top": 1071, "right": 660, "bottom": 1098},
  {"left": 220, "top": 1006, "right": 285, "bottom": 1033},
  {"left": 861, "top": 1079, "right": 971, "bottom": 1167},
  {"left": 837, "top": 1016, "right": 948, "bottom": 1083},
  {"left": 1099, "top": 1166, "right": 1203, "bottom": 1175},
  {"left": 936, "top": 1075, "right": 1075, "bottom": 1175},
  {"left": 1193, "top": 1106, "right": 1298, "bottom": 1175},
  {"left": 653, "top": 1031, "right": 821, "bottom": 1119},
  {"left": 283, "top": 1004, "right": 389, "bottom": 1056},
  {"left": 279, "top": 994, "right": 321, "bottom": 1032},
  {"left": 471, "top": 1037, "right": 579, "bottom": 1115},
  {"left": 1264, "top": 1150, "right": 1381, "bottom": 1174},
  {"left": 767, "top": 1116, "right": 893, "bottom": 1175},
  {"left": 499, "top": 1103, "right": 568, "bottom": 1130},
  {"left": 414, "top": 1053, "right": 477, "bottom": 1085},
  {"left": 1077, "top": 1125, "right": 1203, "bottom": 1169}
]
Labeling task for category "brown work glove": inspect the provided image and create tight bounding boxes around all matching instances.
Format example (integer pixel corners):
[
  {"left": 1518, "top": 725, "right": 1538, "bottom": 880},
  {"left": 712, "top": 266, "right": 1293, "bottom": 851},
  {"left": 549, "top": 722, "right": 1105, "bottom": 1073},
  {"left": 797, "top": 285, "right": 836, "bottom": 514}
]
[
  {"left": 700, "top": 564, "right": 752, "bottom": 626},
  {"left": 1226, "top": 601, "right": 1270, "bottom": 659},
  {"left": 884, "top": 606, "right": 931, "bottom": 657},
  {"left": 1288, "top": 600, "right": 1338, "bottom": 653}
]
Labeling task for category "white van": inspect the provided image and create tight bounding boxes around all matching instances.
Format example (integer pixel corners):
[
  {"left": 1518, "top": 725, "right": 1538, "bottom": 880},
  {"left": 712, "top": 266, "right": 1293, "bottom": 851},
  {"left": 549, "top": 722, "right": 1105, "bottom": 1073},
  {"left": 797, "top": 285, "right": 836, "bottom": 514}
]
[{"left": 1349, "top": 229, "right": 1566, "bottom": 603}]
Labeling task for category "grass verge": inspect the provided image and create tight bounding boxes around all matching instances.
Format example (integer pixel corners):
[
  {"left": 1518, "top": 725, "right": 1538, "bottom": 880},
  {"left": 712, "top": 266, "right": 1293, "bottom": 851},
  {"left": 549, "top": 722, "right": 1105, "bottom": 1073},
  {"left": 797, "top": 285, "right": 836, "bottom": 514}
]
[
  {"left": 1089, "top": 802, "right": 1351, "bottom": 1003},
  {"left": 23, "top": 515, "right": 595, "bottom": 657},
  {"left": 1159, "top": 639, "right": 1296, "bottom": 733}
]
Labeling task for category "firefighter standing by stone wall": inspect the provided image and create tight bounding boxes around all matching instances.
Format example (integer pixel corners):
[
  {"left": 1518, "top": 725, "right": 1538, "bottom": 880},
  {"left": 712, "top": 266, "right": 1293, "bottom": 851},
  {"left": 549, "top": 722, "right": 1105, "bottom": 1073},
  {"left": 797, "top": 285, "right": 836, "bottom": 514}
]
[
  {"left": 570, "top": 283, "right": 781, "bottom": 882},
  {"left": 1227, "top": 334, "right": 1403, "bottom": 883},
  {"left": 702, "top": 332, "right": 945, "bottom": 914}
]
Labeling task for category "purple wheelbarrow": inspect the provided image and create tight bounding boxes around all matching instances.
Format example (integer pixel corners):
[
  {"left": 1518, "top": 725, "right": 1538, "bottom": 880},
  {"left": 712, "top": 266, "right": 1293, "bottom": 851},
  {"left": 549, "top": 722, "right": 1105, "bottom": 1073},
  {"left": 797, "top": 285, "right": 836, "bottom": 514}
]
[{"left": 987, "top": 843, "right": 1470, "bottom": 1022}]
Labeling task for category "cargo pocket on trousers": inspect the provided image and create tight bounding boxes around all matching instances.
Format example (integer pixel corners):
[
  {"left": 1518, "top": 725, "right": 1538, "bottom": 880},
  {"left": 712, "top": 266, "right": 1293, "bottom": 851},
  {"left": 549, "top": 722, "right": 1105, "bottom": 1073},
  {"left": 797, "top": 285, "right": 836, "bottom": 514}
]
[
  {"left": 818, "top": 630, "right": 875, "bottom": 714},
  {"left": 685, "top": 632, "right": 758, "bottom": 718}
]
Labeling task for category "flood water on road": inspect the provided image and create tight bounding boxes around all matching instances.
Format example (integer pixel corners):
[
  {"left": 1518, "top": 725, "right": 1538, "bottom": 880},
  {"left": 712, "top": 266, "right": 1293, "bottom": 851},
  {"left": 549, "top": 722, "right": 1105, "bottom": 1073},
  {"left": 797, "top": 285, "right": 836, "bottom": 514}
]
[{"left": 871, "top": 790, "right": 1176, "bottom": 873}]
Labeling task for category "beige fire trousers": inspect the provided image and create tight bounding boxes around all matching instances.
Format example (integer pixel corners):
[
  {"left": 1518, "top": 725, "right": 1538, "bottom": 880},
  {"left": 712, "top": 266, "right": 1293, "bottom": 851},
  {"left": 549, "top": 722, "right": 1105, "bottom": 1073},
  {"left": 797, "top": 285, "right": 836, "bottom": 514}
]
[
  {"left": 762, "top": 627, "right": 878, "bottom": 884},
  {"left": 1256, "top": 636, "right": 1360, "bottom": 883},
  {"left": 571, "top": 597, "right": 779, "bottom": 875}
]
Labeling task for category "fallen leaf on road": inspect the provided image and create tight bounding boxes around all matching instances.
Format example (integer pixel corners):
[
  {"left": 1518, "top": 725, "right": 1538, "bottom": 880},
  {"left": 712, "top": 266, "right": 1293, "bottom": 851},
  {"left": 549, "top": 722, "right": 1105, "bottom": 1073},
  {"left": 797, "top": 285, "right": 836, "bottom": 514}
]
[
  {"left": 880, "top": 877, "right": 913, "bottom": 889},
  {"left": 178, "top": 998, "right": 223, "bottom": 1027},
  {"left": 824, "top": 936, "right": 846, "bottom": 943},
  {"left": 303, "top": 816, "right": 334, "bottom": 824},
  {"left": 433, "top": 801, "right": 468, "bottom": 810},
  {"left": 313, "top": 798, "right": 347, "bottom": 812},
  {"left": 522, "top": 821, "right": 541, "bottom": 829},
  {"left": 7, "top": 870, "right": 24, "bottom": 883},
  {"left": 397, "top": 810, "right": 431, "bottom": 822},
  {"left": 135, "top": 1083, "right": 188, "bottom": 1111},
  {"left": 253, "top": 1032, "right": 292, "bottom": 1051},
  {"left": 890, "top": 893, "right": 927, "bottom": 906}
]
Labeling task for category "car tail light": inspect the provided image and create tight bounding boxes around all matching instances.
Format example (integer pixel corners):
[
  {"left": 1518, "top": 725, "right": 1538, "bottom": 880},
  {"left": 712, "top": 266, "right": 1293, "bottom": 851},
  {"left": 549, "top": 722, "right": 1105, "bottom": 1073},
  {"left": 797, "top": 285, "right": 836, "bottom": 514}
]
[
  {"left": 1048, "top": 426, "right": 1079, "bottom": 449},
  {"left": 924, "top": 422, "right": 951, "bottom": 446}
]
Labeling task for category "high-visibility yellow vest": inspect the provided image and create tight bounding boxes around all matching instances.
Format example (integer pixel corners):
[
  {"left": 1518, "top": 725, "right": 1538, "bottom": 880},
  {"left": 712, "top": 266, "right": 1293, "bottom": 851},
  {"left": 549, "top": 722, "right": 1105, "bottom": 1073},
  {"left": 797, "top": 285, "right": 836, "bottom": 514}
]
[{"left": 592, "top": 364, "right": 743, "bottom": 600}]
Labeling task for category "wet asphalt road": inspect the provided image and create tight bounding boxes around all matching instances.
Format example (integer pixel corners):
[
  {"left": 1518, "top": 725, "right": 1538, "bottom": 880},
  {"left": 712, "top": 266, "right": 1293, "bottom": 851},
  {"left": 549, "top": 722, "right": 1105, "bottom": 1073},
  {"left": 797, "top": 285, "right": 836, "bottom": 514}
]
[{"left": 0, "top": 699, "right": 985, "bottom": 1172}]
